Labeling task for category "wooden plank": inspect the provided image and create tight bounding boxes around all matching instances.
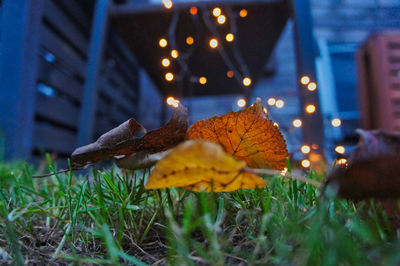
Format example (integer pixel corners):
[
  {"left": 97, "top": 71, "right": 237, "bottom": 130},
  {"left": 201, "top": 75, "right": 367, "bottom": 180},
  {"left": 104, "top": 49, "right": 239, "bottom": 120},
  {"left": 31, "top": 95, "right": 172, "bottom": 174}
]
[
  {"left": 105, "top": 65, "right": 137, "bottom": 100},
  {"left": 100, "top": 78, "right": 135, "bottom": 114},
  {"left": 43, "top": 0, "right": 88, "bottom": 57},
  {"left": 33, "top": 123, "right": 77, "bottom": 154},
  {"left": 52, "top": 0, "right": 91, "bottom": 34},
  {"left": 40, "top": 25, "right": 86, "bottom": 76},
  {"left": 37, "top": 57, "right": 82, "bottom": 102},
  {"left": 35, "top": 93, "right": 79, "bottom": 129}
]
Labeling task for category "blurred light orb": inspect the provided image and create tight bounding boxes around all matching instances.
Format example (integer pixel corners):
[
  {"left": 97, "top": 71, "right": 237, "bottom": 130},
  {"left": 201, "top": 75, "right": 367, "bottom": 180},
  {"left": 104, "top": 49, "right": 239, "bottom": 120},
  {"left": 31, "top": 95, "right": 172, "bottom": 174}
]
[
  {"left": 162, "top": 0, "right": 173, "bottom": 9},
  {"left": 199, "top": 76, "right": 207, "bottom": 85},
  {"left": 301, "top": 159, "right": 311, "bottom": 168},
  {"left": 274, "top": 122, "right": 279, "bottom": 127},
  {"left": 217, "top": 15, "right": 226, "bottom": 24},
  {"left": 331, "top": 118, "right": 341, "bottom": 127},
  {"left": 186, "top": 36, "right": 194, "bottom": 45},
  {"left": 307, "top": 82, "right": 317, "bottom": 91},
  {"left": 239, "top": 9, "right": 248, "bottom": 18},
  {"left": 189, "top": 6, "right": 198, "bottom": 15},
  {"left": 166, "top": 97, "right": 175, "bottom": 105},
  {"left": 300, "top": 75, "right": 310, "bottom": 85},
  {"left": 165, "top": 72, "right": 174, "bottom": 81},
  {"left": 263, "top": 108, "right": 268, "bottom": 114},
  {"left": 209, "top": 38, "right": 218, "bottom": 48},
  {"left": 237, "top": 98, "right": 246, "bottom": 107},
  {"left": 267, "top": 97, "right": 276, "bottom": 106},
  {"left": 293, "top": 119, "right": 302, "bottom": 128},
  {"left": 226, "top": 33, "right": 234, "bottom": 42},
  {"left": 161, "top": 58, "right": 170, "bottom": 67},
  {"left": 275, "top": 99, "right": 284, "bottom": 108},
  {"left": 305, "top": 104, "right": 316, "bottom": 113},
  {"left": 159, "top": 38, "right": 167, "bottom": 47},
  {"left": 171, "top": 49, "right": 179, "bottom": 58},
  {"left": 335, "top": 146, "right": 345, "bottom": 154},
  {"left": 227, "top": 70, "right": 234, "bottom": 78},
  {"left": 212, "top": 7, "right": 221, "bottom": 17},
  {"left": 337, "top": 158, "right": 348, "bottom": 165},
  {"left": 243, "top": 77, "right": 251, "bottom": 86},
  {"left": 301, "top": 145, "right": 311, "bottom": 154}
]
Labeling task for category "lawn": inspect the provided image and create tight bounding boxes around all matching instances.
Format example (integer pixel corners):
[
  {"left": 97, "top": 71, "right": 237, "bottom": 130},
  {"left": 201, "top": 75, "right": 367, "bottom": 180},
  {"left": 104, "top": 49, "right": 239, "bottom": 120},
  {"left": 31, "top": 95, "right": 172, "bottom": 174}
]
[{"left": 0, "top": 158, "right": 399, "bottom": 265}]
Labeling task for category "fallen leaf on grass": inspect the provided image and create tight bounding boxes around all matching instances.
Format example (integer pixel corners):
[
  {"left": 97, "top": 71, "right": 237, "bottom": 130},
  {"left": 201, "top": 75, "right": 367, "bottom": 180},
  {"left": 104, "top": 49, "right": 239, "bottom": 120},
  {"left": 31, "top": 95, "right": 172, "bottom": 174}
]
[
  {"left": 71, "top": 103, "right": 188, "bottom": 168},
  {"left": 145, "top": 140, "right": 268, "bottom": 192},
  {"left": 187, "top": 98, "right": 288, "bottom": 170}
]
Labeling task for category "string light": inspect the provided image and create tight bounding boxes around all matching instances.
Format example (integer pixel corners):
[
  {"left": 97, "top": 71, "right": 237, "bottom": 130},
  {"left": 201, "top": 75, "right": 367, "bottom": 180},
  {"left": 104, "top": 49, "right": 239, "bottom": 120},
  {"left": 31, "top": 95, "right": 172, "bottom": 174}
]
[
  {"left": 292, "top": 119, "right": 302, "bottom": 128},
  {"left": 186, "top": 36, "right": 194, "bottom": 45},
  {"left": 307, "top": 82, "right": 317, "bottom": 91},
  {"left": 281, "top": 168, "right": 288, "bottom": 176},
  {"left": 335, "top": 146, "right": 345, "bottom": 154},
  {"left": 275, "top": 99, "right": 284, "bottom": 108},
  {"left": 274, "top": 122, "right": 279, "bottom": 127},
  {"left": 162, "top": 0, "right": 173, "bottom": 9},
  {"left": 189, "top": 6, "right": 197, "bottom": 15},
  {"left": 171, "top": 50, "right": 179, "bottom": 58},
  {"left": 300, "top": 76, "right": 310, "bottom": 85},
  {"left": 165, "top": 72, "right": 174, "bottom": 81},
  {"left": 331, "top": 118, "right": 341, "bottom": 127},
  {"left": 237, "top": 98, "right": 246, "bottom": 107},
  {"left": 199, "top": 76, "right": 207, "bottom": 85},
  {"left": 337, "top": 158, "right": 348, "bottom": 165},
  {"left": 166, "top": 97, "right": 180, "bottom": 107},
  {"left": 212, "top": 7, "right": 221, "bottom": 17},
  {"left": 225, "top": 33, "right": 234, "bottom": 42},
  {"left": 161, "top": 58, "right": 170, "bottom": 67},
  {"left": 209, "top": 38, "right": 218, "bottom": 48},
  {"left": 301, "top": 159, "right": 311, "bottom": 168},
  {"left": 159, "top": 38, "right": 167, "bottom": 47},
  {"left": 227, "top": 70, "right": 234, "bottom": 78},
  {"left": 243, "top": 77, "right": 251, "bottom": 86},
  {"left": 305, "top": 104, "right": 316, "bottom": 114},
  {"left": 301, "top": 145, "right": 311, "bottom": 154},
  {"left": 267, "top": 98, "right": 276, "bottom": 106},
  {"left": 263, "top": 108, "right": 268, "bottom": 114},
  {"left": 217, "top": 15, "right": 226, "bottom": 24},
  {"left": 239, "top": 9, "right": 248, "bottom": 18}
]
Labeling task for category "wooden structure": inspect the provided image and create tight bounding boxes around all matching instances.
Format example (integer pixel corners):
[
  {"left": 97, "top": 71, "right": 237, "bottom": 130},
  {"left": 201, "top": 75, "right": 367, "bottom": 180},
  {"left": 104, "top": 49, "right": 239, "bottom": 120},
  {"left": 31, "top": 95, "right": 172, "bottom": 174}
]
[
  {"left": 0, "top": 0, "right": 324, "bottom": 161},
  {"left": 356, "top": 31, "right": 400, "bottom": 132}
]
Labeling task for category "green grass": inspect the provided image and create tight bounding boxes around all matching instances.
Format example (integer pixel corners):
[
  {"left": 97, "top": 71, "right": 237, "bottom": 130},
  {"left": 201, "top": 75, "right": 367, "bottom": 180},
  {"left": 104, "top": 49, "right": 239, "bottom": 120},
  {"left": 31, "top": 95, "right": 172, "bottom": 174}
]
[{"left": 0, "top": 159, "right": 400, "bottom": 265}]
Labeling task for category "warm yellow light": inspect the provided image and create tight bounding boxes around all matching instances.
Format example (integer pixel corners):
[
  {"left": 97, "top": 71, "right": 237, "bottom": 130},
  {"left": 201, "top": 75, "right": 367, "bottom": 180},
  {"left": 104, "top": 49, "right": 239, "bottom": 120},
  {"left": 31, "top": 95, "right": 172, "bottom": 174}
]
[
  {"left": 307, "top": 82, "right": 317, "bottom": 91},
  {"left": 209, "top": 38, "right": 218, "bottom": 48},
  {"left": 166, "top": 97, "right": 175, "bottom": 105},
  {"left": 159, "top": 38, "right": 167, "bottom": 47},
  {"left": 186, "top": 36, "right": 194, "bottom": 45},
  {"left": 189, "top": 6, "right": 198, "bottom": 15},
  {"left": 165, "top": 72, "right": 174, "bottom": 81},
  {"left": 301, "top": 159, "right": 311, "bottom": 168},
  {"left": 281, "top": 168, "right": 288, "bottom": 176},
  {"left": 171, "top": 49, "right": 179, "bottom": 58},
  {"left": 267, "top": 98, "right": 276, "bottom": 106},
  {"left": 275, "top": 99, "right": 284, "bottom": 108},
  {"left": 331, "top": 118, "right": 341, "bottom": 127},
  {"left": 161, "top": 58, "right": 170, "bottom": 67},
  {"left": 335, "top": 146, "right": 345, "bottom": 154},
  {"left": 217, "top": 15, "right": 226, "bottom": 24},
  {"left": 305, "top": 104, "right": 316, "bottom": 114},
  {"left": 274, "top": 122, "right": 279, "bottom": 127},
  {"left": 301, "top": 145, "right": 311, "bottom": 154},
  {"left": 237, "top": 98, "right": 246, "bottom": 107},
  {"left": 212, "top": 7, "right": 221, "bottom": 17},
  {"left": 337, "top": 158, "right": 348, "bottom": 165},
  {"left": 199, "top": 76, "right": 207, "bottom": 85},
  {"left": 243, "top": 77, "right": 251, "bottom": 86},
  {"left": 239, "top": 9, "right": 248, "bottom": 18},
  {"left": 227, "top": 70, "right": 234, "bottom": 78},
  {"left": 293, "top": 119, "right": 302, "bottom": 128},
  {"left": 162, "top": 0, "right": 173, "bottom": 9},
  {"left": 226, "top": 33, "right": 234, "bottom": 42},
  {"left": 300, "top": 75, "right": 310, "bottom": 85}
]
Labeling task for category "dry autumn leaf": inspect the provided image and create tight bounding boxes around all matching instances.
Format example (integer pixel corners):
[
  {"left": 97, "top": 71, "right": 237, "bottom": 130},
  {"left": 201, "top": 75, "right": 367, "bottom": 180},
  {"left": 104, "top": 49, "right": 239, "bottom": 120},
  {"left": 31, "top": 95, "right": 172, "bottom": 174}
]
[
  {"left": 71, "top": 103, "right": 188, "bottom": 168},
  {"left": 187, "top": 98, "right": 288, "bottom": 170},
  {"left": 145, "top": 140, "right": 268, "bottom": 192}
]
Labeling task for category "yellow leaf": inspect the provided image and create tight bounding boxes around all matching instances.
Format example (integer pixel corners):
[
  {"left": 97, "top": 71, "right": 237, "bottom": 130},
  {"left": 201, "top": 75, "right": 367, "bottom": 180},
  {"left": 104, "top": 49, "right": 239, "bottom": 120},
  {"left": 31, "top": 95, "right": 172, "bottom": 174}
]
[
  {"left": 145, "top": 140, "right": 267, "bottom": 192},
  {"left": 187, "top": 98, "right": 288, "bottom": 170}
]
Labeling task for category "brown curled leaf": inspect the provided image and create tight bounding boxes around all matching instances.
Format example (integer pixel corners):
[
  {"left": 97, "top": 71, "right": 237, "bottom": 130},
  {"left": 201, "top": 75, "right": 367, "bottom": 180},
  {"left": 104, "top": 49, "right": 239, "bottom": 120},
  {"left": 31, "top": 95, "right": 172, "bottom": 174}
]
[
  {"left": 145, "top": 140, "right": 268, "bottom": 192},
  {"left": 187, "top": 98, "right": 288, "bottom": 170}
]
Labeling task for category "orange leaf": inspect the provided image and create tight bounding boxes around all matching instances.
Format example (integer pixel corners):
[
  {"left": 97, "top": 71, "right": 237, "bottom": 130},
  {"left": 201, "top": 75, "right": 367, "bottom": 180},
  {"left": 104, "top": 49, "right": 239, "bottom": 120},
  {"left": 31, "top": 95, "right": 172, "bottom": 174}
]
[
  {"left": 187, "top": 98, "right": 288, "bottom": 170},
  {"left": 145, "top": 140, "right": 267, "bottom": 192}
]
